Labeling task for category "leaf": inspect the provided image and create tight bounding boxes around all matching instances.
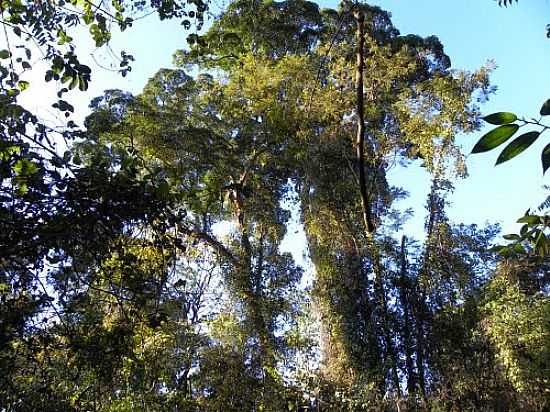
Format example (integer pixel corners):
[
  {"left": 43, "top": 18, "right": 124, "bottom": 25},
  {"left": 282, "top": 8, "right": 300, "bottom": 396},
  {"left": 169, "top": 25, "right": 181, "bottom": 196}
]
[
  {"left": 17, "top": 80, "right": 29, "bottom": 91},
  {"left": 490, "top": 245, "right": 506, "bottom": 253},
  {"left": 483, "top": 112, "right": 517, "bottom": 125},
  {"left": 14, "top": 159, "right": 38, "bottom": 176},
  {"left": 543, "top": 142, "right": 550, "bottom": 174},
  {"left": 16, "top": 182, "right": 28, "bottom": 196},
  {"left": 540, "top": 99, "right": 550, "bottom": 116},
  {"left": 512, "top": 243, "right": 527, "bottom": 255},
  {"left": 0, "top": 50, "right": 11, "bottom": 59},
  {"left": 520, "top": 224, "right": 528, "bottom": 236},
  {"left": 517, "top": 215, "right": 540, "bottom": 225},
  {"left": 69, "top": 76, "right": 78, "bottom": 90},
  {"left": 472, "top": 124, "right": 519, "bottom": 154},
  {"left": 534, "top": 231, "right": 548, "bottom": 256},
  {"left": 174, "top": 279, "right": 186, "bottom": 288},
  {"left": 495, "top": 131, "right": 540, "bottom": 165},
  {"left": 78, "top": 75, "right": 88, "bottom": 91},
  {"left": 503, "top": 234, "right": 521, "bottom": 241}
]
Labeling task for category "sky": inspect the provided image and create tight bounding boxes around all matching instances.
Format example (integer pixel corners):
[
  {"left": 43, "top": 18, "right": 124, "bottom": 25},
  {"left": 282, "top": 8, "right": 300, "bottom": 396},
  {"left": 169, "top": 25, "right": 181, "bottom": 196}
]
[
  {"left": 363, "top": 0, "right": 550, "bottom": 237},
  {"left": 11, "top": 0, "right": 550, "bottom": 261}
]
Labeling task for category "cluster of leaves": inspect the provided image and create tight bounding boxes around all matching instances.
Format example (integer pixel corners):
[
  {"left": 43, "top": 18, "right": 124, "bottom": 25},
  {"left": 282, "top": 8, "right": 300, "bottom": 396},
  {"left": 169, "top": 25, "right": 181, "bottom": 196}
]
[
  {"left": 473, "top": 102, "right": 549, "bottom": 262},
  {"left": 495, "top": 213, "right": 550, "bottom": 257},
  {"left": 474, "top": 100, "right": 550, "bottom": 173}
]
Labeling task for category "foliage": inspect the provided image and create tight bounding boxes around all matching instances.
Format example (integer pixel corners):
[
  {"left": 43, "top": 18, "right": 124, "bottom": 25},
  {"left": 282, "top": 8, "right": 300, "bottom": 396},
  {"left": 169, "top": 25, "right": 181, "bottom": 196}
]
[
  {"left": 481, "top": 262, "right": 549, "bottom": 410},
  {"left": 1, "top": 0, "right": 549, "bottom": 411}
]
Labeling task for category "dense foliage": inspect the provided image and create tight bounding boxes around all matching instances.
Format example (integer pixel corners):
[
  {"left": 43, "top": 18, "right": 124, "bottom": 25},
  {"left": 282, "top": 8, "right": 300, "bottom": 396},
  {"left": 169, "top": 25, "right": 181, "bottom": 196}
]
[{"left": 1, "top": 0, "right": 548, "bottom": 411}]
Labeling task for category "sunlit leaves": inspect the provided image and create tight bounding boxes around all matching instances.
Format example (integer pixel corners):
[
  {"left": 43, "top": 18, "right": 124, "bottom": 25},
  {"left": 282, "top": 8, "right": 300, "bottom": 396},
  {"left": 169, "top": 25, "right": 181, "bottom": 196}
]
[
  {"left": 472, "top": 124, "right": 519, "bottom": 153},
  {"left": 481, "top": 267, "right": 550, "bottom": 400},
  {"left": 517, "top": 214, "right": 542, "bottom": 225},
  {"left": 13, "top": 158, "right": 38, "bottom": 176},
  {"left": 494, "top": 213, "right": 549, "bottom": 257},
  {"left": 17, "top": 80, "right": 29, "bottom": 91}
]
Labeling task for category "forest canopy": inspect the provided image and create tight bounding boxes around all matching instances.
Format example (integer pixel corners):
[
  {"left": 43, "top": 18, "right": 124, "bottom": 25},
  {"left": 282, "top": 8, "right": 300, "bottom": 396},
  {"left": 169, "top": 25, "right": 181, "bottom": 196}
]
[{"left": 0, "top": 0, "right": 548, "bottom": 411}]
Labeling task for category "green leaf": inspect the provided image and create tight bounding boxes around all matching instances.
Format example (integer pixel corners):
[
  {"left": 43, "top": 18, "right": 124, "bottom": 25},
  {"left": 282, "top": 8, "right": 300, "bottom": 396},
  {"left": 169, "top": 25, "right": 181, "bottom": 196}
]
[
  {"left": 489, "top": 245, "right": 506, "bottom": 253},
  {"left": 472, "top": 124, "right": 519, "bottom": 154},
  {"left": 495, "top": 131, "right": 540, "bottom": 165},
  {"left": 16, "top": 182, "right": 28, "bottom": 196},
  {"left": 483, "top": 112, "right": 517, "bottom": 125},
  {"left": 512, "top": 243, "right": 527, "bottom": 255},
  {"left": 14, "top": 158, "right": 38, "bottom": 176},
  {"left": 517, "top": 215, "right": 540, "bottom": 225},
  {"left": 503, "top": 234, "right": 521, "bottom": 241},
  {"left": 543, "top": 142, "right": 550, "bottom": 174},
  {"left": 69, "top": 76, "right": 78, "bottom": 90},
  {"left": 0, "top": 50, "right": 11, "bottom": 59},
  {"left": 540, "top": 99, "right": 550, "bottom": 116},
  {"left": 17, "top": 80, "right": 29, "bottom": 91}
]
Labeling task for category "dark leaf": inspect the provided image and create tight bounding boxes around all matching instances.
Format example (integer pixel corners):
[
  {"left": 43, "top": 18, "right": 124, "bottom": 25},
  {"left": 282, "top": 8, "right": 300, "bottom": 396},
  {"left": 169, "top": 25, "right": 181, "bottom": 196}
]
[
  {"left": 520, "top": 224, "right": 528, "bottom": 236},
  {"left": 540, "top": 99, "right": 550, "bottom": 116},
  {"left": 495, "top": 131, "right": 540, "bottom": 165},
  {"left": 472, "top": 124, "right": 519, "bottom": 154},
  {"left": 483, "top": 112, "right": 517, "bottom": 125},
  {"left": 543, "top": 142, "right": 550, "bottom": 174}
]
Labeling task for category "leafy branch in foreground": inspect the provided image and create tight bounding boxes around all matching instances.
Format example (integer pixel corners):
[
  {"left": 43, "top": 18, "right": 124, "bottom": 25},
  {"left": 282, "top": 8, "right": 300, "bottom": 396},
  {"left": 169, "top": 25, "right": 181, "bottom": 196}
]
[
  {"left": 474, "top": 98, "right": 550, "bottom": 173},
  {"left": 474, "top": 101, "right": 550, "bottom": 260}
]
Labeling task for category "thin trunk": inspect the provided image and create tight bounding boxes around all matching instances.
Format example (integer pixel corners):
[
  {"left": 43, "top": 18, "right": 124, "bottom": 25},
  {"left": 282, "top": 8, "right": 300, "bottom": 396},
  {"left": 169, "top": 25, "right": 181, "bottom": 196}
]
[
  {"left": 354, "top": 9, "right": 375, "bottom": 235},
  {"left": 415, "top": 289, "right": 427, "bottom": 400},
  {"left": 399, "top": 235, "right": 417, "bottom": 394}
]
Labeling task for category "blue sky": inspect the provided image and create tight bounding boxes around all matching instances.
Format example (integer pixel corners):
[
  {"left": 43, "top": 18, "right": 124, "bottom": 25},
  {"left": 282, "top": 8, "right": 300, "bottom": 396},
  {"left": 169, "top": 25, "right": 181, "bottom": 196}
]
[
  {"left": 364, "top": 0, "right": 550, "bottom": 237},
  {"left": 16, "top": 0, "right": 550, "bottom": 245}
]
